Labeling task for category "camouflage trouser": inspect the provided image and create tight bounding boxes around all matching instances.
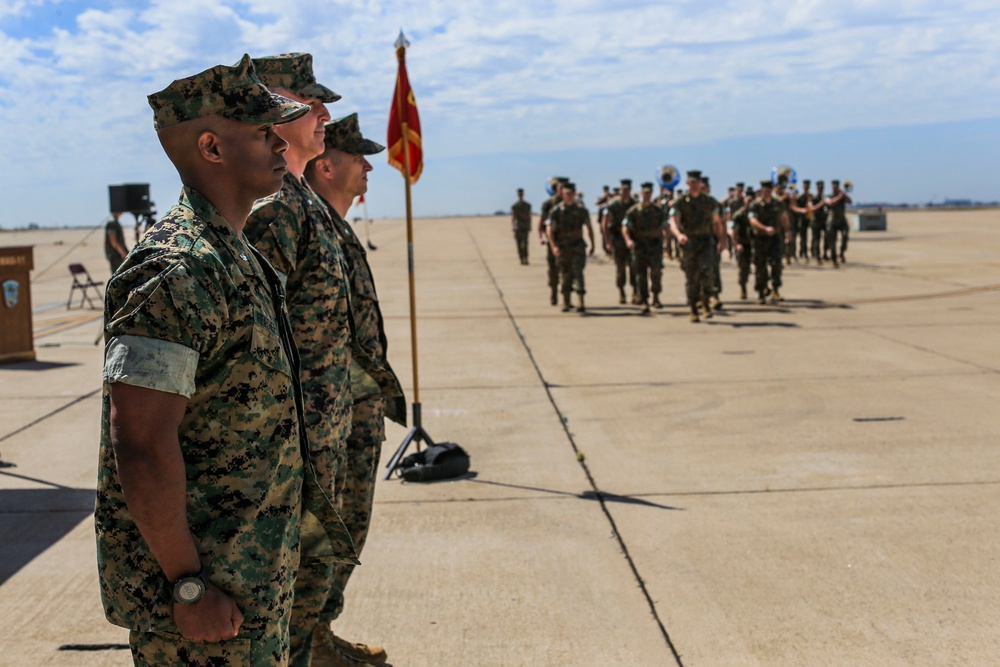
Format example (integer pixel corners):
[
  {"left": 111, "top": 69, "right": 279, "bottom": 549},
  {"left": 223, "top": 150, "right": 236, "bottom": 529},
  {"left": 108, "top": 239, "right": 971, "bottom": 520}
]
[
  {"left": 826, "top": 217, "right": 848, "bottom": 259},
  {"left": 810, "top": 218, "right": 826, "bottom": 259},
  {"left": 546, "top": 242, "right": 559, "bottom": 291},
  {"left": 557, "top": 241, "right": 587, "bottom": 295},
  {"left": 710, "top": 243, "right": 722, "bottom": 297},
  {"left": 631, "top": 240, "right": 663, "bottom": 303},
  {"left": 610, "top": 236, "right": 633, "bottom": 290},
  {"left": 798, "top": 218, "right": 810, "bottom": 258},
  {"left": 785, "top": 218, "right": 799, "bottom": 260},
  {"left": 514, "top": 230, "right": 529, "bottom": 262},
  {"left": 753, "top": 235, "right": 783, "bottom": 293},
  {"left": 679, "top": 235, "right": 716, "bottom": 307},
  {"left": 288, "top": 425, "right": 350, "bottom": 666},
  {"left": 130, "top": 628, "right": 288, "bottom": 666},
  {"left": 323, "top": 396, "right": 386, "bottom": 622},
  {"left": 735, "top": 241, "right": 752, "bottom": 288}
]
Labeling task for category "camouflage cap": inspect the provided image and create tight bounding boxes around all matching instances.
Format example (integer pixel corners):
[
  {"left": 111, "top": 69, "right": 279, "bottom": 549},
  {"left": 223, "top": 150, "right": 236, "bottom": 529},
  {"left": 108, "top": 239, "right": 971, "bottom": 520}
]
[
  {"left": 736, "top": 182, "right": 745, "bottom": 188},
  {"left": 323, "top": 113, "right": 385, "bottom": 155},
  {"left": 147, "top": 54, "right": 310, "bottom": 131},
  {"left": 563, "top": 182, "right": 577, "bottom": 192},
  {"left": 640, "top": 182, "right": 654, "bottom": 191},
  {"left": 686, "top": 170, "right": 702, "bottom": 180},
  {"left": 760, "top": 179, "right": 773, "bottom": 189},
  {"left": 252, "top": 53, "right": 340, "bottom": 103},
  {"left": 620, "top": 178, "right": 632, "bottom": 186}
]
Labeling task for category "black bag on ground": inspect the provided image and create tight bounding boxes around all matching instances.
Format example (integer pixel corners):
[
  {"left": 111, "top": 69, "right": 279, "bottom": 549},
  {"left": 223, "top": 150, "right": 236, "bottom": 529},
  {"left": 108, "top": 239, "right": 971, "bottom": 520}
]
[{"left": 397, "top": 442, "right": 470, "bottom": 482}]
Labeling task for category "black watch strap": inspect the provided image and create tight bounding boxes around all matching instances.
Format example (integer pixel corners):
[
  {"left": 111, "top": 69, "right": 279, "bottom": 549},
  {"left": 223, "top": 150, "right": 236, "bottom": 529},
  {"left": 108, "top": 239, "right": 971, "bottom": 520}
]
[{"left": 171, "top": 570, "right": 206, "bottom": 605}]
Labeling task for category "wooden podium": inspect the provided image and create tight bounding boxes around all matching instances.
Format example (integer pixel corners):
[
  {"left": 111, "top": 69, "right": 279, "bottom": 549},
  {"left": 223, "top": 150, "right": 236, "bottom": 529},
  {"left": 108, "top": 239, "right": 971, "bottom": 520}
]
[{"left": 0, "top": 246, "right": 36, "bottom": 364}]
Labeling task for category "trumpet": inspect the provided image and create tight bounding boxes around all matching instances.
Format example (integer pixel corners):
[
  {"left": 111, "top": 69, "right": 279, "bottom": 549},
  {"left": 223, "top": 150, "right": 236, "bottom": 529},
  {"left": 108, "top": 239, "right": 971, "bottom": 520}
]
[{"left": 844, "top": 180, "right": 854, "bottom": 193}]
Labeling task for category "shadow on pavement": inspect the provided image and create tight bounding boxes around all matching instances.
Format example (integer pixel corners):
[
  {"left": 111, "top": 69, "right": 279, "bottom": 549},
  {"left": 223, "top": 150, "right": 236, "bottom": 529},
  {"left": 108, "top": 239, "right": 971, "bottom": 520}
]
[
  {"left": 0, "top": 478, "right": 95, "bottom": 586},
  {"left": 0, "top": 360, "right": 80, "bottom": 372}
]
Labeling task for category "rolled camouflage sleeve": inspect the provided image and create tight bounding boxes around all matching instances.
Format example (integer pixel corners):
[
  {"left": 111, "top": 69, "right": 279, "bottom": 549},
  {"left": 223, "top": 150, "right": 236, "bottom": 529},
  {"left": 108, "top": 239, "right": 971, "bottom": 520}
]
[
  {"left": 246, "top": 198, "right": 302, "bottom": 285},
  {"left": 103, "top": 254, "right": 224, "bottom": 396}
]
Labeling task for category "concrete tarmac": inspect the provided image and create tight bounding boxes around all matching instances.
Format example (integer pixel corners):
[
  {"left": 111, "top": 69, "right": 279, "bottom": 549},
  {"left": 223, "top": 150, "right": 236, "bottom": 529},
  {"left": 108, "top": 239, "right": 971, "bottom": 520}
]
[{"left": 1, "top": 208, "right": 998, "bottom": 666}]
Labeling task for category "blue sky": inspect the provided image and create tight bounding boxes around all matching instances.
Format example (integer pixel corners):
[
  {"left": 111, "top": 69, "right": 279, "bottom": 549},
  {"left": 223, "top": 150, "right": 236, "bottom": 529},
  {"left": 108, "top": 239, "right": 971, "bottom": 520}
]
[{"left": 1, "top": 0, "right": 999, "bottom": 227}]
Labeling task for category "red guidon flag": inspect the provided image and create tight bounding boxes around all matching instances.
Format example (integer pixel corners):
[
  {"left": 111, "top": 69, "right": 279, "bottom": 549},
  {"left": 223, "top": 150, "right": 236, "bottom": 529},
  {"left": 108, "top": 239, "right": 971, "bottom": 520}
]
[{"left": 387, "top": 32, "right": 422, "bottom": 184}]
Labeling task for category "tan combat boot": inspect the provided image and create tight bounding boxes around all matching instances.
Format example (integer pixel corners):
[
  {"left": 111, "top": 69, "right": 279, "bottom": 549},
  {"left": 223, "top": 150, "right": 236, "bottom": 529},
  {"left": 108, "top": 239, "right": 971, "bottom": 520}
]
[
  {"left": 576, "top": 295, "right": 586, "bottom": 313},
  {"left": 312, "top": 625, "right": 385, "bottom": 666},
  {"left": 618, "top": 287, "right": 626, "bottom": 304}
]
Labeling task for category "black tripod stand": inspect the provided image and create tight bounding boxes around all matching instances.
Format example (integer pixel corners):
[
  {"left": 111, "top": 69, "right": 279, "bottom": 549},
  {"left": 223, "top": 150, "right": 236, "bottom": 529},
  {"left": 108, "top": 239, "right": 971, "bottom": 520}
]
[{"left": 383, "top": 402, "right": 435, "bottom": 479}]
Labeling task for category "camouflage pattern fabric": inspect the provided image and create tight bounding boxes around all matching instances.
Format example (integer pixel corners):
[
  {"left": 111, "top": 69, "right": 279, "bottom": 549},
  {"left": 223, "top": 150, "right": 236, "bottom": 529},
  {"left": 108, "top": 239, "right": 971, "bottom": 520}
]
[
  {"left": 245, "top": 174, "right": 358, "bottom": 667},
  {"left": 826, "top": 194, "right": 849, "bottom": 258},
  {"left": 605, "top": 195, "right": 636, "bottom": 290},
  {"left": 252, "top": 53, "right": 340, "bottom": 103},
  {"left": 623, "top": 202, "right": 666, "bottom": 303},
  {"left": 670, "top": 194, "right": 720, "bottom": 305},
  {"left": 512, "top": 200, "right": 532, "bottom": 262},
  {"left": 548, "top": 201, "right": 590, "bottom": 295},
  {"left": 324, "top": 205, "right": 405, "bottom": 424},
  {"left": 540, "top": 194, "right": 561, "bottom": 291},
  {"left": 96, "top": 187, "right": 354, "bottom": 667},
  {"left": 511, "top": 200, "right": 532, "bottom": 232},
  {"left": 320, "top": 205, "right": 401, "bottom": 622},
  {"left": 147, "top": 54, "right": 308, "bottom": 131},
  {"left": 795, "top": 192, "right": 812, "bottom": 258},
  {"left": 750, "top": 197, "right": 786, "bottom": 293},
  {"left": 678, "top": 235, "right": 717, "bottom": 306},
  {"left": 731, "top": 203, "right": 753, "bottom": 289},
  {"left": 669, "top": 193, "right": 718, "bottom": 237},
  {"left": 325, "top": 395, "right": 387, "bottom": 621},
  {"left": 325, "top": 113, "right": 384, "bottom": 155},
  {"left": 810, "top": 195, "right": 828, "bottom": 260},
  {"left": 130, "top": 631, "right": 259, "bottom": 666}
]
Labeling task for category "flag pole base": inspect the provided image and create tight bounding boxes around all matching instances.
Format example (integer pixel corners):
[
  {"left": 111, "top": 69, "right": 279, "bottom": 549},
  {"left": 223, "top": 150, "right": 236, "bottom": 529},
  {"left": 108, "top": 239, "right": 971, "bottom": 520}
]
[{"left": 383, "top": 402, "right": 436, "bottom": 480}]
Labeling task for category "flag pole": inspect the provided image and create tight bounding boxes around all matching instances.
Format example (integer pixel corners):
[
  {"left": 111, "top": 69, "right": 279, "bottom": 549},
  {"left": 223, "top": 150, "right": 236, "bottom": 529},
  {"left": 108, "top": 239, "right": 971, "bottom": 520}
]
[{"left": 384, "top": 32, "right": 436, "bottom": 479}]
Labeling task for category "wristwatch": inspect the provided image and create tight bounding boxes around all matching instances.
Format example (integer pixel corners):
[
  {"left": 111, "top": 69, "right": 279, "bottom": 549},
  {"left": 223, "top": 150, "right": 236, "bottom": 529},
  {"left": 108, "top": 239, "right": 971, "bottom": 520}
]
[{"left": 171, "top": 570, "right": 206, "bottom": 605}]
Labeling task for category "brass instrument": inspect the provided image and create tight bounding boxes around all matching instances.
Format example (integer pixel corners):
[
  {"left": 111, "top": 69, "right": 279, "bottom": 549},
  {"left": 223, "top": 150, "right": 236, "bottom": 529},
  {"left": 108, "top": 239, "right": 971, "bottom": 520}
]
[{"left": 844, "top": 180, "right": 854, "bottom": 193}]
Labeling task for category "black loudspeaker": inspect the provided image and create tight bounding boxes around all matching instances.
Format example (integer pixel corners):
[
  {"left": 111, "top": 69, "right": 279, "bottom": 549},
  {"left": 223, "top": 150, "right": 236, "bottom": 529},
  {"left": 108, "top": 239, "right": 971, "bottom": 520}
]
[{"left": 109, "top": 183, "right": 151, "bottom": 214}]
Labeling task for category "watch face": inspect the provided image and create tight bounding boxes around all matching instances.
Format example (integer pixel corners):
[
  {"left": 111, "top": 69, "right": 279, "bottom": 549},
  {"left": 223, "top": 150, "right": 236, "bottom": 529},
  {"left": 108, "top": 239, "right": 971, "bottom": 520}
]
[{"left": 176, "top": 579, "right": 204, "bottom": 603}]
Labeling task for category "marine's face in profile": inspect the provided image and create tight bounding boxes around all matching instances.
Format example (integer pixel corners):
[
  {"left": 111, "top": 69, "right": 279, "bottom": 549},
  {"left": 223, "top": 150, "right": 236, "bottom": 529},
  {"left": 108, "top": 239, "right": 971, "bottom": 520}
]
[
  {"left": 216, "top": 118, "right": 290, "bottom": 201},
  {"left": 272, "top": 89, "right": 330, "bottom": 160}
]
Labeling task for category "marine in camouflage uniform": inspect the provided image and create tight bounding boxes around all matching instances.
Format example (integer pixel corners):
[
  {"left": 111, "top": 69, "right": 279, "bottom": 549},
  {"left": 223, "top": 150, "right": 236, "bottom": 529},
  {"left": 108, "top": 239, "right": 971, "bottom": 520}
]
[
  {"left": 810, "top": 181, "right": 829, "bottom": 264},
  {"left": 594, "top": 185, "right": 612, "bottom": 255},
  {"left": 538, "top": 177, "right": 568, "bottom": 305},
  {"left": 668, "top": 170, "right": 727, "bottom": 322},
  {"left": 749, "top": 180, "right": 791, "bottom": 303},
  {"left": 791, "top": 180, "right": 813, "bottom": 261},
  {"left": 546, "top": 182, "right": 595, "bottom": 313},
  {"left": 97, "top": 55, "right": 355, "bottom": 667},
  {"left": 621, "top": 182, "right": 668, "bottom": 314},
  {"left": 511, "top": 188, "right": 532, "bottom": 264},
  {"left": 304, "top": 114, "right": 408, "bottom": 667},
  {"left": 825, "top": 180, "right": 853, "bottom": 267},
  {"left": 243, "top": 53, "right": 361, "bottom": 667},
  {"left": 602, "top": 178, "right": 637, "bottom": 304},
  {"left": 701, "top": 176, "right": 725, "bottom": 311},
  {"left": 655, "top": 186, "right": 678, "bottom": 261},
  {"left": 729, "top": 188, "right": 754, "bottom": 300}
]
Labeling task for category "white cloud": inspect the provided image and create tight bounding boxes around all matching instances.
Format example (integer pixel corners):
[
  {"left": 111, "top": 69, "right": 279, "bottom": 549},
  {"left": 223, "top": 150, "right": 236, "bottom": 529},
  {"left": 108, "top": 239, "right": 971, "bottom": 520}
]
[{"left": 0, "top": 0, "right": 998, "bottom": 226}]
